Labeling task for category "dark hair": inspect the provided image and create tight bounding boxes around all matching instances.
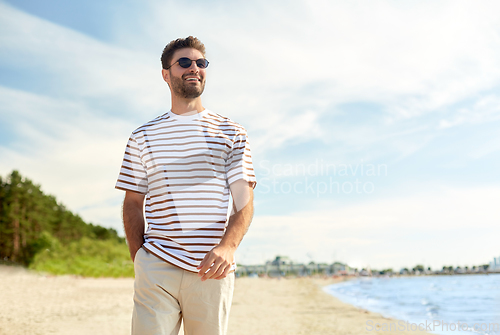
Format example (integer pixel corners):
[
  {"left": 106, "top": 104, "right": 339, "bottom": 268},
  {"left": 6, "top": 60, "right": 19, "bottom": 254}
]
[{"left": 161, "top": 36, "right": 206, "bottom": 70}]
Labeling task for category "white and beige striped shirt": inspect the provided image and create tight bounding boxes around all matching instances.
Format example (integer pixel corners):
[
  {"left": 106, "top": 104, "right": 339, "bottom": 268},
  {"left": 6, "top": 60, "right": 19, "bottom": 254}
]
[{"left": 115, "top": 109, "right": 256, "bottom": 272}]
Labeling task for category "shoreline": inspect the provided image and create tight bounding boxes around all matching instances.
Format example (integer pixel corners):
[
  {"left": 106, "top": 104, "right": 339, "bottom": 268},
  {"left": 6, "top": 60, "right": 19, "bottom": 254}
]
[{"left": 0, "top": 266, "right": 432, "bottom": 335}]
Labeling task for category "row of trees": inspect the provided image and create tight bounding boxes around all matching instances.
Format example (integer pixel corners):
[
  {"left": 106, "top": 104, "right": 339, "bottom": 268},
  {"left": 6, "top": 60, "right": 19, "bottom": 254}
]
[{"left": 0, "top": 170, "right": 123, "bottom": 266}]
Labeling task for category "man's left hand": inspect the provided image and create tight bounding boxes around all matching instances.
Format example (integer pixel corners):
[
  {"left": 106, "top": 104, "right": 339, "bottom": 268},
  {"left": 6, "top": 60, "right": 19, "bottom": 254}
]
[{"left": 197, "top": 245, "right": 235, "bottom": 281}]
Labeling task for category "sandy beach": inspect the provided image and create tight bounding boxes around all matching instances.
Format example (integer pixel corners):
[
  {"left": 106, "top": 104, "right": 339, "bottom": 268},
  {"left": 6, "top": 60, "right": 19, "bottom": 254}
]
[{"left": 0, "top": 266, "right": 431, "bottom": 335}]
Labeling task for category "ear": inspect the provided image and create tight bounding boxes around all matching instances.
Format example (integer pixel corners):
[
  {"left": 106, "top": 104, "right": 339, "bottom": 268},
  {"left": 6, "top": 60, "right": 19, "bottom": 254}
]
[{"left": 162, "top": 69, "right": 170, "bottom": 83}]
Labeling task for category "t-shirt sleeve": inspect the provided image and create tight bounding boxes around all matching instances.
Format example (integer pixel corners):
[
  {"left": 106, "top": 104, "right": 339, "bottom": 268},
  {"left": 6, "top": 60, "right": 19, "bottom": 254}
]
[
  {"left": 226, "top": 129, "right": 257, "bottom": 189},
  {"left": 115, "top": 135, "right": 148, "bottom": 194}
]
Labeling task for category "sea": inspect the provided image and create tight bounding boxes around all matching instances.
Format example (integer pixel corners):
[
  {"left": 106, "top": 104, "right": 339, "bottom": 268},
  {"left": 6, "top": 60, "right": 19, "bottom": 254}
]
[{"left": 324, "top": 274, "right": 500, "bottom": 335}]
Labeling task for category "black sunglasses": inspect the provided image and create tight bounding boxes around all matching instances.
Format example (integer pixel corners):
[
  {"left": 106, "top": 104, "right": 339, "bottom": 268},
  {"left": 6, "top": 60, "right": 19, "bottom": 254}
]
[{"left": 166, "top": 57, "right": 209, "bottom": 70}]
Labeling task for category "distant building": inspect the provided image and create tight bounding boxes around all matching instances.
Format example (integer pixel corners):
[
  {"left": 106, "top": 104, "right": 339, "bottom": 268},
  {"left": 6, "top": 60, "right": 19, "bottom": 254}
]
[
  {"left": 271, "top": 256, "right": 292, "bottom": 266},
  {"left": 489, "top": 256, "right": 500, "bottom": 272},
  {"left": 332, "top": 262, "right": 347, "bottom": 273},
  {"left": 235, "top": 256, "right": 352, "bottom": 277}
]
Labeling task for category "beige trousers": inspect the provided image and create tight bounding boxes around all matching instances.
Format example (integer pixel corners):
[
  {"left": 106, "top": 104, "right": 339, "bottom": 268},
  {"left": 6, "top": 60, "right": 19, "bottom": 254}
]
[{"left": 132, "top": 247, "right": 234, "bottom": 335}]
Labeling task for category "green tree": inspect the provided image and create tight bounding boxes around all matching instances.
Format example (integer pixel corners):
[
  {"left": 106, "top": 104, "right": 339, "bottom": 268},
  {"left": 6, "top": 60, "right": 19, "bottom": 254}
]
[{"left": 0, "top": 170, "right": 124, "bottom": 267}]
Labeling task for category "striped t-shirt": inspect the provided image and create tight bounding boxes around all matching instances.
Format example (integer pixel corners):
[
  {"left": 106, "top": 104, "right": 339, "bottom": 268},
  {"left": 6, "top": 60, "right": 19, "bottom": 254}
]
[{"left": 115, "top": 109, "right": 256, "bottom": 272}]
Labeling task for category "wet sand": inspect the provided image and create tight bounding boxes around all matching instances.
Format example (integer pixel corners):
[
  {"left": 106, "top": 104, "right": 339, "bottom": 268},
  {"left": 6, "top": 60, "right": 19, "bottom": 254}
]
[{"left": 229, "top": 276, "right": 431, "bottom": 335}]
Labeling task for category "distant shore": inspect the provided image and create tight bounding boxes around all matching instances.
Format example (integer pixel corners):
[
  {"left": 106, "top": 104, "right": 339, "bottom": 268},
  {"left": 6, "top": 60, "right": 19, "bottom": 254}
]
[{"left": 0, "top": 265, "right": 432, "bottom": 335}]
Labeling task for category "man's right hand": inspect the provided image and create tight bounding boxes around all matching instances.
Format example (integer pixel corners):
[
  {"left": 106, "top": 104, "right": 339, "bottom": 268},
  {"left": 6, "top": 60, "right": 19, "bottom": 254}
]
[{"left": 123, "top": 191, "right": 146, "bottom": 262}]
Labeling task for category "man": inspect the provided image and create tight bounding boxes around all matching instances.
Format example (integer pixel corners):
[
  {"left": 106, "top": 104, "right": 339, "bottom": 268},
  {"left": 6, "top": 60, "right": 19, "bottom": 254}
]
[{"left": 115, "top": 36, "right": 256, "bottom": 335}]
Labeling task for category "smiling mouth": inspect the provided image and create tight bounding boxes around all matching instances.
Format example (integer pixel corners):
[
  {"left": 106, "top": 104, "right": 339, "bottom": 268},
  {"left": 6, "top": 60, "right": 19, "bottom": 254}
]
[{"left": 184, "top": 77, "right": 200, "bottom": 82}]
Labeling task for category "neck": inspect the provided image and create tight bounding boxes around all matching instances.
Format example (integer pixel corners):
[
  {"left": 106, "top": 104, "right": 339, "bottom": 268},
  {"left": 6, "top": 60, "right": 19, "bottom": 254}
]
[{"left": 170, "top": 96, "right": 204, "bottom": 116}]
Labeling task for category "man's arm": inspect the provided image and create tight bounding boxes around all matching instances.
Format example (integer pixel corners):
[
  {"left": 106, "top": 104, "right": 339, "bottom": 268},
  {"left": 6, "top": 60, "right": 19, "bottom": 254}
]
[
  {"left": 122, "top": 191, "right": 146, "bottom": 261},
  {"left": 197, "top": 179, "right": 254, "bottom": 281}
]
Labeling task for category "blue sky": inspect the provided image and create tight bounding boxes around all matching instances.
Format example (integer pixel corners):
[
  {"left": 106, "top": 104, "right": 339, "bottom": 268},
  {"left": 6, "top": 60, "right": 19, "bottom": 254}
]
[{"left": 1, "top": 0, "right": 499, "bottom": 270}]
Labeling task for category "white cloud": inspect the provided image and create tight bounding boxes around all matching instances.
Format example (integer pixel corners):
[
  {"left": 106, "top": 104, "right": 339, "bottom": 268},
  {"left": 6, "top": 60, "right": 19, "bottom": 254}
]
[
  {"left": 3, "top": 0, "right": 500, "bottom": 158},
  {"left": 0, "top": 86, "right": 133, "bottom": 232},
  {"left": 111, "top": 0, "right": 500, "bottom": 165},
  {"left": 238, "top": 185, "right": 500, "bottom": 269},
  {"left": 1, "top": 0, "right": 500, "bottom": 269},
  {"left": 0, "top": 2, "right": 176, "bottom": 233},
  {"left": 0, "top": 2, "right": 167, "bottom": 116},
  {"left": 438, "top": 95, "right": 500, "bottom": 130},
  {"left": 251, "top": 110, "right": 324, "bottom": 152}
]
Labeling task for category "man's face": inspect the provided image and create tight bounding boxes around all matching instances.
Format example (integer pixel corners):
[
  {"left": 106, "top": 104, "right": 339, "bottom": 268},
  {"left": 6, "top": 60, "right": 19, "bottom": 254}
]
[{"left": 162, "top": 48, "right": 206, "bottom": 99}]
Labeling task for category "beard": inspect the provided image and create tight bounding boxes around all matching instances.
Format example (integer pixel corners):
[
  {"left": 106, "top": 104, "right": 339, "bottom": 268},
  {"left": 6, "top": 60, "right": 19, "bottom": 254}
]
[{"left": 169, "top": 72, "right": 206, "bottom": 99}]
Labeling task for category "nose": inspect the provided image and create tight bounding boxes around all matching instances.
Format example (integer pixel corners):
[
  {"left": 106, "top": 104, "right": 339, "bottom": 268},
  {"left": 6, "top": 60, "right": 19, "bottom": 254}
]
[{"left": 187, "top": 60, "right": 200, "bottom": 72}]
